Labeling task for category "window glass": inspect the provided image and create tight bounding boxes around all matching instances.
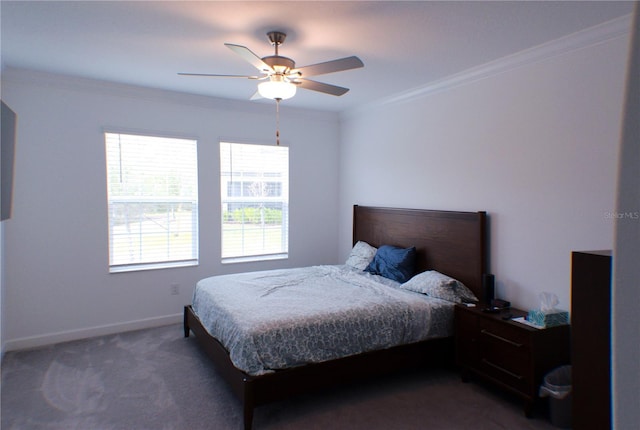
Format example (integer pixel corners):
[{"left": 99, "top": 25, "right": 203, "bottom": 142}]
[
  {"left": 220, "top": 142, "right": 289, "bottom": 262},
  {"left": 105, "top": 132, "right": 198, "bottom": 272}
]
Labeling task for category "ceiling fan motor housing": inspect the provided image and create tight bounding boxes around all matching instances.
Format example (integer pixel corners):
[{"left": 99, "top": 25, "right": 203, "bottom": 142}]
[{"left": 262, "top": 55, "right": 295, "bottom": 73}]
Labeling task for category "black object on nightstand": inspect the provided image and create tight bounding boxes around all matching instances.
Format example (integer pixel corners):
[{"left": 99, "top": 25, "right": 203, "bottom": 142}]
[{"left": 455, "top": 304, "right": 570, "bottom": 417}]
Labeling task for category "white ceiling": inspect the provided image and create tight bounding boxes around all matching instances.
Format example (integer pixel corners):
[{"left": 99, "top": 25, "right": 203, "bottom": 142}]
[{"left": 1, "top": 1, "right": 634, "bottom": 112}]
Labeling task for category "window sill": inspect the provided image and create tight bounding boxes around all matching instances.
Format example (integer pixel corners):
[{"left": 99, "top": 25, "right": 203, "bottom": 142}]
[
  {"left": 109, "top": 260, "right": 198, "bottom": 273},
  {"left": 222, "top": 253, "right": 288, "bottom": 265}
]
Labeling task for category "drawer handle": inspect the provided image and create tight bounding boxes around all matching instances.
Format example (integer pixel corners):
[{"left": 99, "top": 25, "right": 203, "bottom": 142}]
[
  {"left": 480, "top": 329, "right": 523, "bottom": 347},
  {"left": 482, "top": 359, "right": 524, "bottom": 380}
]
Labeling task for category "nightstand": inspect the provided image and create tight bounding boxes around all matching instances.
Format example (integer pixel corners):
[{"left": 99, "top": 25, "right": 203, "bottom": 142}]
[{"left": 455, "top": 304, "right": 570, "bottom": 416}]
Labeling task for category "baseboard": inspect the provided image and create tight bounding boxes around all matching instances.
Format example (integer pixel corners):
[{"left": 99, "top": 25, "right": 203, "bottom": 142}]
[{"left": 2, "top": 313, "right": 182, "bottom": 352}]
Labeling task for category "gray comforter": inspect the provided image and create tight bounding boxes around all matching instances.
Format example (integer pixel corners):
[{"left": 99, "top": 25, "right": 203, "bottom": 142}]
[{"left": 192, "top": 265, "right": 454, "bottom": 375}]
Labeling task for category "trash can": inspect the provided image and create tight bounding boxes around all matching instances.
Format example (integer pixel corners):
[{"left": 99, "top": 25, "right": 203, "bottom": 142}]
[{"left": 539, "top": 365, "right": 572, "bottom": 428}]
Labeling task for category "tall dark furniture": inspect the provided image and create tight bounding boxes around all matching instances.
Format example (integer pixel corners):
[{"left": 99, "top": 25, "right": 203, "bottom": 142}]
[{"left": 571, "top": 250, "right": 612, "bottom": 430}]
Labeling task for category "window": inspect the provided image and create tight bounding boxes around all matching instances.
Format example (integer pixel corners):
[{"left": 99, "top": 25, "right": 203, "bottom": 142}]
[
  {"left": 220, "top": 142, "right": 289, "bottom": 262},
  {"left": 105, "top": 132, "right": 198, "bottom": 272}
]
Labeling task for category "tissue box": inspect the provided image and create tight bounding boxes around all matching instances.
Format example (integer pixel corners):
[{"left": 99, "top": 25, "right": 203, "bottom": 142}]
[{"left": 527, "top": 309, "right": 569, "bottom": 328}]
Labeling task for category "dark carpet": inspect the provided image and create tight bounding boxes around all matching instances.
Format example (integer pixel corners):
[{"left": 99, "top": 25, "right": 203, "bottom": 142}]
[{"left": 1, "top": 324, "right": 559, "bottom": 429}]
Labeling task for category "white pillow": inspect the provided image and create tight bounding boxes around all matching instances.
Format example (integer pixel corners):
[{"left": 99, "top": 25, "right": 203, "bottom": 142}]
[
  {"left": 401, "top": 270, "right": 478, "bottom": 303},
  {"left": 345, "top": 241, "right": 377, "bottom": 270}
]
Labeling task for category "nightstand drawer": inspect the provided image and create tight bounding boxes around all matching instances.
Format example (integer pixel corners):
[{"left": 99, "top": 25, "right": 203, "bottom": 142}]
[
  {"left": 479, "top": 318, "right": 530, "bottom": 349},
  {"left": 480, "top": 347, "right": 530, "bottom": 393},
  {"left": 478, "top": 319, "right": 531, "bottom": 392}
]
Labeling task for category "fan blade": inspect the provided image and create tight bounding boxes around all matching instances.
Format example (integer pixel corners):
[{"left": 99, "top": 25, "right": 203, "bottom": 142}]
[
  {"left": 225, "top": 43, "right": 274, "bottom": 73},
  {"left": 296, "top": 79, "right": 349, "bottom": 96},
  {"left": 292, "top": 56, "right": 363, "bottom": 78},
  {"left": 178, "top": 73, "right": 261, "bottom": 79}
]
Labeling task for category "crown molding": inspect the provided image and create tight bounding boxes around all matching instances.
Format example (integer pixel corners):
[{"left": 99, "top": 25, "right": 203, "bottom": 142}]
[{"left": 344, "top": 13, "right": 632, "bottom": 118}]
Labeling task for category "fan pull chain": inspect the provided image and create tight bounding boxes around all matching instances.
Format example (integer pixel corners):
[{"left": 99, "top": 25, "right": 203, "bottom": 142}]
[{"left": 275, "top": 98, "right": 281, "bottom": 146}]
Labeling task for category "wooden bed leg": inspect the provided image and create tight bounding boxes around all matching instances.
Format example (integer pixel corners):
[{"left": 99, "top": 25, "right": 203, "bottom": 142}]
[
  {"left": 461, "top": 369, "right": 471, "bottom": 383},
  {"left": 243, "top": 404, "right": 254, "bottom": 430},
  {"left": 183, "top": 306, "right": 190, "bottom": 338},
  {"left": 243, "top": 383, "right": 255, "bottom": 430},
  {"left": 523, "top": 400, "right": 534, "bottom": 418}
]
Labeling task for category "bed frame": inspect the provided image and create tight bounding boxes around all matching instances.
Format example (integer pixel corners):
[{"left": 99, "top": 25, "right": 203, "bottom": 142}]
[{"left": 184, "top": 205, "right": 487, "bottom": 429}]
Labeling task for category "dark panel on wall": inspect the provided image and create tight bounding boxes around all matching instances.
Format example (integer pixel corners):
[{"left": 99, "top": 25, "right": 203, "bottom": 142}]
[{"left": 1, "top": 100, "right": 17, "bottom": 221}]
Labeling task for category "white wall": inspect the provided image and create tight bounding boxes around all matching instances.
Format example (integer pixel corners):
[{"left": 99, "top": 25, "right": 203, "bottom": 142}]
[
  {"left": 613, "top": 3, "right": 639, "bottom": 428},
  {"left": 1, "top": 69, "right": 341, "bottom": 349},
  {"left": 338, "top": 31, "right": 629, "bottom": 312}
]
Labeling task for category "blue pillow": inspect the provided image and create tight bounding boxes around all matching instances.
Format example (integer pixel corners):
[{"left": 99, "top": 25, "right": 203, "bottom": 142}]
[{"left": 364, "top": 245, "right": 417, "bottom": 283}]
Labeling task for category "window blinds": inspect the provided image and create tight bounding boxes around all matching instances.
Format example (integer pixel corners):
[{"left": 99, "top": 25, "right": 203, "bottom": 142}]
[
  {"left": 220, "top": 141, "right": 289, "bottom": 261},
  {"left": 105, "top": 132, "right": 199, "bottom": 272}
]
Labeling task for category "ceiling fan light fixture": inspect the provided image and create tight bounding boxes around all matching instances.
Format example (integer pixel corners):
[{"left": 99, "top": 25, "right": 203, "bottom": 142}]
[{"left": 258, "top": 78, "right": 297, "bottom": 100}]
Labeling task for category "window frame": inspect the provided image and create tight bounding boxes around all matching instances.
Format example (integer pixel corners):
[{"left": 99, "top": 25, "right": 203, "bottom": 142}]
[
  {"left": 105, "top": 131, "right": 199, "bottom": 273},
  {"left": 220, "top": 141, "right": 289, "bottom": 264}
]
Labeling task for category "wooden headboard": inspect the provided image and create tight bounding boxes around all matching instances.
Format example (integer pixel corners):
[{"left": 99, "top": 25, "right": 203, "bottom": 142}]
[{"left": 352, "top": 205, "right": 487, "bottom": 298}]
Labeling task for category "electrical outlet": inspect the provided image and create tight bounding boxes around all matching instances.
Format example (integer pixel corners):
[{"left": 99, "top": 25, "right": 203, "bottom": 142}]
[{"left": 170, "top": 283, "right": 180, "bottom": 295}]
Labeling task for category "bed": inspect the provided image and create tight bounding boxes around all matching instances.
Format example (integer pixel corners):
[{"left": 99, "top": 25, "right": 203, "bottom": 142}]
[{"left": 184, "top": 205, "right": 487, "bottom": 429}]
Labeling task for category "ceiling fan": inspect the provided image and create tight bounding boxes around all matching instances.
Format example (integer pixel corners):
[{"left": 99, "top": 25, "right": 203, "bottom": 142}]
[{"left": 179, "top": 31, "right": 364, "bottom": 101}]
